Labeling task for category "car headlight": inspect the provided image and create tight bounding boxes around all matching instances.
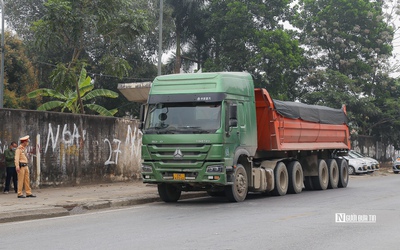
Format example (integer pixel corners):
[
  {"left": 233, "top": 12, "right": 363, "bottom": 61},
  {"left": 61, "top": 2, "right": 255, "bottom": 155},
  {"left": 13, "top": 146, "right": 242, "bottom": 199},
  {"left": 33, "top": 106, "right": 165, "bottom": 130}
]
[
  {"left": 141, "top": 164, "right": 153, "bottom": 173},
  {"left": 206, "top": 165, "right": 224, "bottom": 173}
]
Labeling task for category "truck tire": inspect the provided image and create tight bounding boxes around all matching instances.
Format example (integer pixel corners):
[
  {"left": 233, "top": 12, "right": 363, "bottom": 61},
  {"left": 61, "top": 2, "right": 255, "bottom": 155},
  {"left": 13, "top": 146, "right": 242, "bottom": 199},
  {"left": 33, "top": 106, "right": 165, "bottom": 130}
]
[
  {"left": 327, "top": 159, "right": 339, "bottom": 189},
  {"left": 225, "top": 164, "right": 248, "bottom": 202},
  {"left": 287, "top": 161, "right": 303, "bottom": 194},
  {"left": 271, "top": 162, "right": 288, "bottom": 196},
  {"left": 311, "top": 159, "right": 329, "bottom": 190},
  {"left": 337, "top": 159, "right": 349, "bottom": 188},
  {"left": 157, "top": 183, "right": 182, "bottom": 202}
]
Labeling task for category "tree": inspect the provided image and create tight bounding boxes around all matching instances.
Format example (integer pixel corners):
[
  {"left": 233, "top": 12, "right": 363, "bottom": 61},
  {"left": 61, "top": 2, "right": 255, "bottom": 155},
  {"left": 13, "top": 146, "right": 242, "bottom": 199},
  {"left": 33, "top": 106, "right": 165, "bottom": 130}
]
[
  {"left": 295, "top": 0, "right": 392, "bottom": 74},
  {"left": 27, "top": 67, "right": 118, "bottom": 116},
  {"left": 164, "top": 0, "right": 206, "bottom": 73},
  {"left": 371, "top": 76, "right": 400, "bottom": 148},
  {"left": 201, "top": 0, "right": 304, "bottom": 99},
  {"left": 293, "top": 0, "right": 394, "bottom": 136},
  {"left": 32, "top": 0, "right": 150, "bottom": 83},
  {"left": 2, "top": 32, "right": 40, "bottom": 109},
  {"left": 249, "top": 29, "right": 305, "bottom": 100},
  {"left": 379, "top": 0, "right": 400, "bottom": 76},
  {"left": 5, "top": 0, "right": 46, "bottom": 41},
  {"left": 5, "top": 0, "right": 162, "bottom": 118},
  {"left": 11, "top": 0, "right": 153, "bottom": 117}
]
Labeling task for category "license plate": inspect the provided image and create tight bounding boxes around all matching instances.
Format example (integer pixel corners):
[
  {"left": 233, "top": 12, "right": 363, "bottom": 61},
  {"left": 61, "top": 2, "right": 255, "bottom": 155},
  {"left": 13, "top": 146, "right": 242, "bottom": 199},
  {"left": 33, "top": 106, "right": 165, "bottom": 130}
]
[{"left": 173, "top": 173, "right": 185, "bottom": 180}]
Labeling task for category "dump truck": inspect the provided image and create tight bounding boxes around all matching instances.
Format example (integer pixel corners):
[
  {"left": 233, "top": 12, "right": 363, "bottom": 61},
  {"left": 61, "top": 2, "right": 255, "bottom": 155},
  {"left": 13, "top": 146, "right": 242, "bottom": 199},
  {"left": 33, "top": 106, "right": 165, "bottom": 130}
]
[{"left": 139, "top": 72, "right": 350, "bottom": 202}]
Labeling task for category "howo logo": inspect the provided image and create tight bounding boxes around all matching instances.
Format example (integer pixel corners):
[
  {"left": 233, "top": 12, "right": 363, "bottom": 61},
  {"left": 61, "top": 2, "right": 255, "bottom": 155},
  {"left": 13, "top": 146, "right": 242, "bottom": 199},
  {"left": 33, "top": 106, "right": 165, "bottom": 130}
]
[{"left": 173, "top": 149, "right": 183, "bottom": 158}]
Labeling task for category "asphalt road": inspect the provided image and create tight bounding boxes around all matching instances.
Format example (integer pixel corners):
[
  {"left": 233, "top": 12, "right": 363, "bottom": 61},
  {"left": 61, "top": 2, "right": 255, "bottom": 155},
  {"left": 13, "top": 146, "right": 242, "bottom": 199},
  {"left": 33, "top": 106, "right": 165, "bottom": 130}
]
[{"left": 1, "top": 174, "right": 399, "bottom": 250}]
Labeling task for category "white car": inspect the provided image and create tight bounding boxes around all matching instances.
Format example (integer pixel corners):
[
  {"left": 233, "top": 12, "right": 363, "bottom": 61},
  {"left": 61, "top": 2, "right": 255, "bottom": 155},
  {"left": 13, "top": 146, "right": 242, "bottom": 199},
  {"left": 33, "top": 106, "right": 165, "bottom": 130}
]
[
  {"left": 342, "top": 155, "right": 368, "bottom": 175},
  {"left": 393, "top": 157, "right": 400, "bottom": 174},
  {"left": 349, "top": 150, "right": 379, "bottom": 173}
]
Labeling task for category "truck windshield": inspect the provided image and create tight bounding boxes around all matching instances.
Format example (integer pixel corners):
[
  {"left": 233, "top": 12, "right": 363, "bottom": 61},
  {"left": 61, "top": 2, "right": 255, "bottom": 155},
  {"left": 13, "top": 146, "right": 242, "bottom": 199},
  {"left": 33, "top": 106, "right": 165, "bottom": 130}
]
[{"left": 144, "top": 102, "right": 221, "bottom": 134}]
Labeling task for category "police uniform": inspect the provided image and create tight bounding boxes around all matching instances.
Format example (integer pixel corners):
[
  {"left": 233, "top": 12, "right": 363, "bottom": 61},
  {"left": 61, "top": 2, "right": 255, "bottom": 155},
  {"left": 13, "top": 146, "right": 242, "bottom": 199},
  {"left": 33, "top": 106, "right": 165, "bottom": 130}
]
[{"left": 14, "top": 135, "right": 36, "bottom": 198}]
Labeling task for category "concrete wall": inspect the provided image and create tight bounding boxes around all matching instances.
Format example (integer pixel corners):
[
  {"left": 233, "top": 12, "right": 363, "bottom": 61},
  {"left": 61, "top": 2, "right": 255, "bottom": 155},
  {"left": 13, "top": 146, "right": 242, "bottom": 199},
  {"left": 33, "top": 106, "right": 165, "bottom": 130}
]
[{"left": 0, "top": 108, "right": 142, "bottom": 187}]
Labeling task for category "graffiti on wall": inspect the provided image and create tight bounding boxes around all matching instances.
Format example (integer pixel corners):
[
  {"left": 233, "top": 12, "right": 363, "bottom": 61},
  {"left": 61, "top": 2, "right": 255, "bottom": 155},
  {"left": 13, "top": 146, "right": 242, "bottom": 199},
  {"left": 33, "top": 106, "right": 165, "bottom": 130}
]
[
  {"left": 41, "top": 123, "right": 142, "bottom": 166},
  {"left": 126, "top": 125, "right": 142, "bottom": 158},
  {"left": 104, "top": 138, "right": 122, "bottom": 165},
  {"left": 2, "top": 123, "right": 141, "bottom": 166},
  {"left": 103, "top": 125, "right": 142, "bottom": 165},
  {"left": 45, "top": 123, "right": 86, "bottom": 154},
  {"left": 0, "top": 142, "right": 7, "bottom": 154}
]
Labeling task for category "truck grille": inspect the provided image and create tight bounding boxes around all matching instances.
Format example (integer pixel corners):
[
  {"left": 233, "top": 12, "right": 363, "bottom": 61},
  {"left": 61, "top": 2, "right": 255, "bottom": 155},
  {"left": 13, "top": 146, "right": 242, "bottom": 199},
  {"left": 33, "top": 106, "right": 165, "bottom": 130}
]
[{"left": 146, "top": 144, "right": 211, "bottom": 169}]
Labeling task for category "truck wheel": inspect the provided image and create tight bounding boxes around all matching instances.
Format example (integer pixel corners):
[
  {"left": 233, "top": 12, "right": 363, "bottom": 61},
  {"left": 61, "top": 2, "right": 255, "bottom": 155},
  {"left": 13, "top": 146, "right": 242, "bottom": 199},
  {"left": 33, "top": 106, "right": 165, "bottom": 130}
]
[
  {"left": 157, "top": 183, "right": 182, "bottom": 202},
  {"left": 225, "top": 164, "right": 248, "bottom": 202},
  {"left": 304, "top": 176, "right": 314, "bottom": 190},
  {"left": 311, "top": 159, "right": 329, "bottom": 190},
  {"left": 271, "top": 162, "right": 288, "bottom": 196},
  {"left": 287, "top": 161, "right": 303, "bottom": 194},
  {"left": 337, "top": 159, "right": 349, "bottom": 188},
  {"left": 327, "top": 159, "right": 339, "bottom": 189}
]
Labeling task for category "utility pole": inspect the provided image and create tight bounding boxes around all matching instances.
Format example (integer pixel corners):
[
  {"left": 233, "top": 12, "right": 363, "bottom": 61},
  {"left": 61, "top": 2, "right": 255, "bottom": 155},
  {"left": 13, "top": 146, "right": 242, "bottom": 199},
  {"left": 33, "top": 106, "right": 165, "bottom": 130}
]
[
  {"left": 157, "top": 0, "right": 163, "bottom": 76},
  {"left": 0, "top": 0, "right": 4, "bottom": 108}
]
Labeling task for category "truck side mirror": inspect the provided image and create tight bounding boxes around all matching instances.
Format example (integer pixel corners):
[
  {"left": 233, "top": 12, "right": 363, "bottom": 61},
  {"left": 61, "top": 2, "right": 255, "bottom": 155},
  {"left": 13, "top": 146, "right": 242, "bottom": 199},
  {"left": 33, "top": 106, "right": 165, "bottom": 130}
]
[
  {"left": 139, "top": 104, "right": 146, "bottom": 130},
  {"left": 225, "top": 103, "right": 238, "bottom": 135}
]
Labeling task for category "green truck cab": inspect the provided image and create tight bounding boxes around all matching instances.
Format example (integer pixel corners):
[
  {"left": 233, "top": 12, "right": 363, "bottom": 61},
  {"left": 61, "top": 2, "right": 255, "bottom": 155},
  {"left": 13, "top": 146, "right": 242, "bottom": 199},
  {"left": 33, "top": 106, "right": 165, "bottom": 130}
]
[{"left": 140, "top": 72, "right": 257, "bottom": 202}]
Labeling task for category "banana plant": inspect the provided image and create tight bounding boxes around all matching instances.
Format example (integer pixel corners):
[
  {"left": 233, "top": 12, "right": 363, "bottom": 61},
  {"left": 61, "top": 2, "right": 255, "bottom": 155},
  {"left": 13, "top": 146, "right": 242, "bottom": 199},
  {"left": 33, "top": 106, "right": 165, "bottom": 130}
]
[{"left": 28, "top": 67, "right": 118, "bottom": 116}]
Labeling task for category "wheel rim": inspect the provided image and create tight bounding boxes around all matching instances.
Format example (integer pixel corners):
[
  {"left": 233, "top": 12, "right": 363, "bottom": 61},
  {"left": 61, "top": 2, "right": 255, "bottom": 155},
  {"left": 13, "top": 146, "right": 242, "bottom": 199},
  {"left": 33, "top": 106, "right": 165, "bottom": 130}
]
[
  {"left": 279, "top": 170, "right": 288, "bottom": 190},
  {"left": 348, "top": 167, "right": 354, "bottom": 175},
  {"left": 235, "top": 172, "right": 247, "bottom": 195}
]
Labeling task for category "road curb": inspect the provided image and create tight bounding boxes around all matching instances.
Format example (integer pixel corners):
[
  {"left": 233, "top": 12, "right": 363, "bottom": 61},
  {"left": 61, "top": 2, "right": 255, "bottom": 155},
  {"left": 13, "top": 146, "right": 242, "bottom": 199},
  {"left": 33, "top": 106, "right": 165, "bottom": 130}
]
[
  {"left": 0, "top": 207, "right": 70, "bottom": 224},
  {"left": 0, "top": 192, "right": 208, "bottom": 223}
]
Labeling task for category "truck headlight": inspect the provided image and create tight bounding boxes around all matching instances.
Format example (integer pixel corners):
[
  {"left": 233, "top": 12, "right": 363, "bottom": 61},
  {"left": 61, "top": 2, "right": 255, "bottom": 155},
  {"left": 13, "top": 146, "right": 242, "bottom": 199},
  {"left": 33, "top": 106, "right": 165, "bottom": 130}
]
[
  {"left": 206, "top": 165, "right": 224, "bottom": 173},
  {"left": 141, "top": 164, "right": 153, "bottom": 173}
]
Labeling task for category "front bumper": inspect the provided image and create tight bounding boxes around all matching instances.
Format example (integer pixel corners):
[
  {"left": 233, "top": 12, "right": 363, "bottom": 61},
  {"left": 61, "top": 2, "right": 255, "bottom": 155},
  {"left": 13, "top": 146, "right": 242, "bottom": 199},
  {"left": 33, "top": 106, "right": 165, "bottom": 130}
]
[
  {"left": 393, "top": 164, "right": 400, "bottom": 173},
  {"left": 141, "top": 163, "right": 229, "bottom": 186}
]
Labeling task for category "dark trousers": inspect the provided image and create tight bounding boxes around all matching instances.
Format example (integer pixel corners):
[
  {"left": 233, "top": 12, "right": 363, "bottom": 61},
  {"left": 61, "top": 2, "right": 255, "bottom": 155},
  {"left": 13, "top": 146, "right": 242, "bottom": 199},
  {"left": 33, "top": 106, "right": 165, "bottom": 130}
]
[{"left": 4, "top": 167, "right": 17, "bottom": 192}]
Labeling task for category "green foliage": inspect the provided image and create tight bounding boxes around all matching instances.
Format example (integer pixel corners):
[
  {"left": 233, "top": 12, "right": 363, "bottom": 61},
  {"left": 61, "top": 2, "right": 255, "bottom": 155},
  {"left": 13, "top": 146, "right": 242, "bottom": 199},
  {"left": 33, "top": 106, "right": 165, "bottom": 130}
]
[
  {"left": 29, "top": 0, "right": 150, "bottom": 89},
  {"left": 7, "top": 0, "right": 154, "bottom": 117},
  {"left": 293, "top": 0, "right": 396, "bottom": 139},
  {"left": 28, "top": 67, "right": 119, "bottom": 116},
  {"left": 99, "top": 56, "right": 132, "bottom": 80},
  {"left": 5, "top": 1, "right": 46, "bottom": 41},
  {"left": 2, "top": 32, "right": 40, "bottom": 109},
  {"left": 50, "top": 63, "right": 84, "bottom": 91},
  {"left": 250, "top": 29, "right": 305, "bottom": 99},
  {"left": 164, "top": 0, "right": 206, "bottom": 73},
  {"left": 294, "top": 0, "right": 393, "bottom": 77},
  {"left": 201, "top": 0, "right": 304, "bottom": 99}
]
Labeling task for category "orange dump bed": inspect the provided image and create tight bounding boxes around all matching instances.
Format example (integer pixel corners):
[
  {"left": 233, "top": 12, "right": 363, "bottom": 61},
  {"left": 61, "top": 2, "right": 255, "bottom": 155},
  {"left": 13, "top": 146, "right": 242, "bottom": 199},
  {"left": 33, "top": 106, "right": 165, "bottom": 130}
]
[{"left": 255, "top": 88, "right": 351, "bottom": 151}]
